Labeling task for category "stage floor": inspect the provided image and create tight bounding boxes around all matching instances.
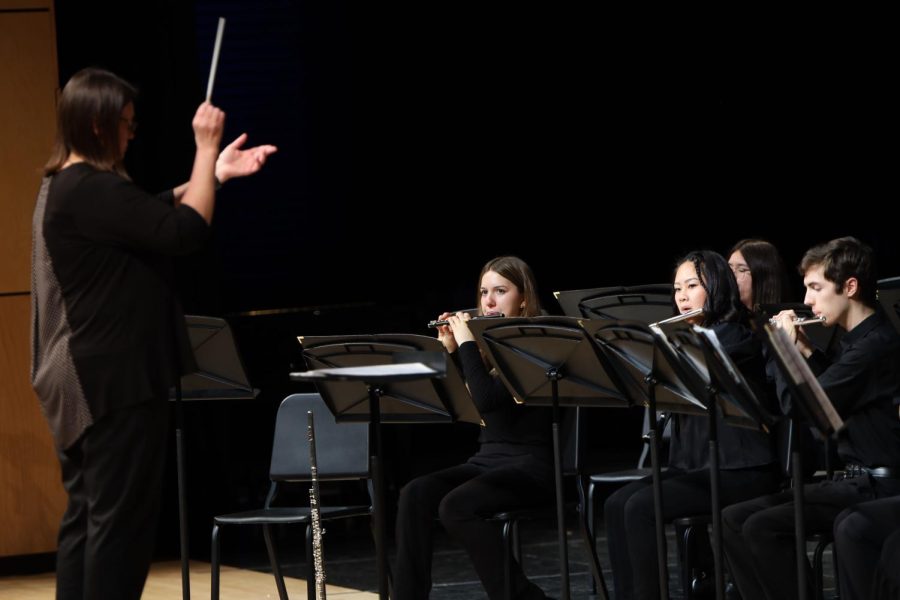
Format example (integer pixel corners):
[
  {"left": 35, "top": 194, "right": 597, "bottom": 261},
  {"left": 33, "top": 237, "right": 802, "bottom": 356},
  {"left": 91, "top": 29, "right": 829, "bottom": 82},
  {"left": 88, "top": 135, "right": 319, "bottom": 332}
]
[
  {"left": 0, "top": 560, "right": 377, "bottom": 600},
  {"left": 0, "top": 517, "right": 836, "bottom": 599}
]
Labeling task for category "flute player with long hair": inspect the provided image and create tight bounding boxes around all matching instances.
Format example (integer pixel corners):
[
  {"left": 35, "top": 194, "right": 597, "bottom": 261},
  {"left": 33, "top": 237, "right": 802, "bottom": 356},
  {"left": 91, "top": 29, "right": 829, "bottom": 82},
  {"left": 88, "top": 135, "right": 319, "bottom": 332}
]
[{"left": 393, "top": 256, "right": 554, "bottom": 600}]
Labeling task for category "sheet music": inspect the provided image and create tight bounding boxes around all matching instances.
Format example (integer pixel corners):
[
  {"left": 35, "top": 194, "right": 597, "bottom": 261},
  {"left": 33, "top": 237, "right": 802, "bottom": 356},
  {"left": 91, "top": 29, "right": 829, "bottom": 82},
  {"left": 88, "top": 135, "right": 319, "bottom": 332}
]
[{"left": 295, "top": 363, "right": 439, "bottom": 379}]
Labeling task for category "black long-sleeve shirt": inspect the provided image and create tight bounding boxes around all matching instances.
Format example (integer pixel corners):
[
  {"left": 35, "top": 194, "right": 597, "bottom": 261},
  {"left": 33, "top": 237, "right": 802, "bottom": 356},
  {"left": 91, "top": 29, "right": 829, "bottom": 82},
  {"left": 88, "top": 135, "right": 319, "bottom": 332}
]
[
  {"left": 455, "top": 341, "right": 551, "bottom": 461},
  {"left": 668, "top": 321, "right": 778, "bottom": 471},
  {"left": 778, "top": 310, "right": 900, "bottom": 468},
  {"left": 31, "top": 163, "right": 209, "bottom": 449}
]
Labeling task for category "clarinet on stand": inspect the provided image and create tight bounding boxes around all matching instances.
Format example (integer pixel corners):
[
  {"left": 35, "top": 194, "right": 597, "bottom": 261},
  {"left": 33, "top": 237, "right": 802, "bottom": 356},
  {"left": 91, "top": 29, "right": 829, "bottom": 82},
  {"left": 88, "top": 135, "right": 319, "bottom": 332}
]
[{"left": 308, "top": 411, "right": 327, "bottom": 600}]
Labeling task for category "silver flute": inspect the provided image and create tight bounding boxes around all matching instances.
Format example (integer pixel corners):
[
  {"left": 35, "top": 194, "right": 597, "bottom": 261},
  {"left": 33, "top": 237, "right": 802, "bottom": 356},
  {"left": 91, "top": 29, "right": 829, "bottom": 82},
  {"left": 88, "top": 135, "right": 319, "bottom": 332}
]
[
  {"left": 308, "top": 411, "right": 326, "bottom": 600},
  {"left": 769, "top": 315, "right": 827, "bottom": 327},
  {"left": 651, "top": 308, "right": 704, "bottom": 327}
]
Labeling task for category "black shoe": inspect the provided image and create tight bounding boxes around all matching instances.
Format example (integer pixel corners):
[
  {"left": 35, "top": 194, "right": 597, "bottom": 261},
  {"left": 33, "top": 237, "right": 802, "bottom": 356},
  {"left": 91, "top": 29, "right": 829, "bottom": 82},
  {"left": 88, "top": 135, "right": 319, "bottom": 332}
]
[
  {"left": 691, "top": 571, "right": 715, "bottom": 600},
  {"left": 725, "top": 581, "right": 742, "bottom": 600}
]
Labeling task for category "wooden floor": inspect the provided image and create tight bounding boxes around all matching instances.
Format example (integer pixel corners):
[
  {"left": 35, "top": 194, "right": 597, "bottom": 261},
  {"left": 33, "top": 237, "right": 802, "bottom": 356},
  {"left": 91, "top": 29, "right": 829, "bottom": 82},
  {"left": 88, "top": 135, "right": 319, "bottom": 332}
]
[{"left": 0, "top": 560, "right": 378, "bottom": 599}]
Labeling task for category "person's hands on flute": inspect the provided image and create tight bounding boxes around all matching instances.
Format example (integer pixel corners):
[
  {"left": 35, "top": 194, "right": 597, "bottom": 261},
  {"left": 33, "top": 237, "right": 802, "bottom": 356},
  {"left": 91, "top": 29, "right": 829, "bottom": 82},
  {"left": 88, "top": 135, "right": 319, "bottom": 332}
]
[
  {"left": 436, "top": 311, "right": 476, "bottom": 353},
  {"left": 772, "top": 309, "right": 814, "bottom": 357},
  {"left": 436, "top": 312, "right": 458, "bottom": 353}
]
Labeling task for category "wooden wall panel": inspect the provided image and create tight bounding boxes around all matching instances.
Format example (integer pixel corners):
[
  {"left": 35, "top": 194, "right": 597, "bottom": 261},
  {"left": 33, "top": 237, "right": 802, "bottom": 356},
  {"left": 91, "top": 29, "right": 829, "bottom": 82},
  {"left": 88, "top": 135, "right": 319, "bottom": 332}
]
[
  {"left": 0, "top": 0, "right": 64, "bottom": 558},
  {"left": 0, "top": 6, "right": 58, "bottom": 293},
  {"left": 0, "top": 295, "right": 67, "bottom": 557},
  {"left": 0, "top": 1, "right": 52, "bottom": 9}
]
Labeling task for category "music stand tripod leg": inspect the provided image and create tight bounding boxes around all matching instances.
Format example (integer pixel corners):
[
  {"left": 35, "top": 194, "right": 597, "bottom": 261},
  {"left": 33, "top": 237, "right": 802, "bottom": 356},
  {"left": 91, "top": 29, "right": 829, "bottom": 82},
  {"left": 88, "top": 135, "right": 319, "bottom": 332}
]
[
  {"left": 548, "top": 373, "right": 571, "bottom": 600},
  {"left": 575, "top": 476, "right": 610, "bottom": 599},
  {"left": 791, "top": 412, "right": 808, "bottom": 600},
  {"left": 367, "top": 385, "right": 389, "bottom": 600},
  {"left": 647, "top": 381, "right": 670, "bottom": 600},
  {"left": 175, "top": 378, "right": 191, "bottom": 600},
  {"left": 707, "top": 402, "right": 725, "bottom": 600}
]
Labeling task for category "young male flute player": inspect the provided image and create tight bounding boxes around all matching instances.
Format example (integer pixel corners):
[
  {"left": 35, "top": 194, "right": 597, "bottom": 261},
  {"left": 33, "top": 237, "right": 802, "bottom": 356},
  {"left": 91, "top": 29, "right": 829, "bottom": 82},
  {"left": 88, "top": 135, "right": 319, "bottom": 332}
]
[{"left": 721, "top": 237, "right": 900, "bottom": 600}]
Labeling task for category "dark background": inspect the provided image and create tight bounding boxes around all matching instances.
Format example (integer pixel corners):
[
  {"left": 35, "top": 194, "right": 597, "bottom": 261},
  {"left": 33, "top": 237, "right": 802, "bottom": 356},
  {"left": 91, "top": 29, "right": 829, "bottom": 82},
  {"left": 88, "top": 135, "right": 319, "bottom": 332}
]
[{"left": 53, "top": 0, "right": 897, "bottom": 560}]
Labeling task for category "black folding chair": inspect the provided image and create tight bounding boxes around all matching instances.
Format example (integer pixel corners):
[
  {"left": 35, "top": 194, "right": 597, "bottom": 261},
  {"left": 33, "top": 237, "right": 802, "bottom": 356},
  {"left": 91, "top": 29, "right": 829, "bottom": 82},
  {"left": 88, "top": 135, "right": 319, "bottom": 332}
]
[{"left": 211, "top": 393, "right": 374, "bottom": 600}]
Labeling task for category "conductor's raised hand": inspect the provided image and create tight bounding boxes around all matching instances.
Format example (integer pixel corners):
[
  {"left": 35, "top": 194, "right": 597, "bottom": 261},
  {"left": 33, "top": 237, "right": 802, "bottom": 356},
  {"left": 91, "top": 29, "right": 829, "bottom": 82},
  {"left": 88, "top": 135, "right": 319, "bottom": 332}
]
[
  {"left": 216, "top": 133, "right": 278, "bottom": 183},
  {"left": 192, "top": 102, "right": 225, "bottom": 151}
]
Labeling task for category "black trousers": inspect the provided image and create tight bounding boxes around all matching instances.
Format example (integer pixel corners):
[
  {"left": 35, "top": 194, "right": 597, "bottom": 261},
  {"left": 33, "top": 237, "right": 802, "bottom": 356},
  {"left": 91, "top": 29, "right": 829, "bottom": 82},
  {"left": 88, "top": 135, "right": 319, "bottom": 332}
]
[
  {"left": 55, "top": 399, "right": 169, "bottom": 600},
  {"left": 833, "top": 495, "right": 900, "bottom": 600},
  {"left": 873, "top": 528, "right": 900, "bottom": 600},
  {"left": 604, "top": 465, "right": 780, "bottom": 600},
  {"left": 722, "top": 476, "right": 900, "bottom": 600},
  {"left": 392, "top": 458, "right": 553, "bottom": 600}
]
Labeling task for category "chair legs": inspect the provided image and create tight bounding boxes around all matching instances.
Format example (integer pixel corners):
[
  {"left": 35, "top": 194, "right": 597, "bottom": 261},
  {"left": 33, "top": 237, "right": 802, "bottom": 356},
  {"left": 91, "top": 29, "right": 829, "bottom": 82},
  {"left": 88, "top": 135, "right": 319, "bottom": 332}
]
[
  {"left": 502, "top": 520, "right": 513, "bottom": 600},
  {"left": 673, "top": 517, "right": 713, "bottom": 600},
  {"left": 262, "top": 524, "right": 290, "bottom": 600},
  {"left": 587, "top": 480, "right": 598, "bottom": 595},
  {"left": 811, "top": 536, "right": 840, "bottom": 600},
  {"left": 679, "top": 522, "right": 698, "bottom": 600},
  {"left": 831, "top": 543, "right": 840, "bottom": 600},
  {"left": 213, "top": 522, "right": 290, "bottom": 600},
  {"left": 580, "top": 478, "right": 610, "bottom": 599}
]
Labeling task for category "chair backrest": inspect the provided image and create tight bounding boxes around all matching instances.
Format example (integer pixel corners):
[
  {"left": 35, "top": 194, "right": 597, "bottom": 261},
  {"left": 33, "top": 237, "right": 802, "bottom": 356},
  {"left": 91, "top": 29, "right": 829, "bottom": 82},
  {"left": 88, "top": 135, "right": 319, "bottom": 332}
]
[{"left": 269, "top": 393, "right": 370, "bottom": 482}]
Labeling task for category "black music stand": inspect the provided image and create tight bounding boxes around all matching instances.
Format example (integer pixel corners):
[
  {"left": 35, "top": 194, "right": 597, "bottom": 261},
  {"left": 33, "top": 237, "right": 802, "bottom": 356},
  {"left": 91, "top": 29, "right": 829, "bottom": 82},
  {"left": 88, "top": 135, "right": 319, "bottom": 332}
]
[
  {"left": 877, "top": 276, "right": 900, "bottom": 335},
  {"left": 466, "top": 316, "right": 634, "bottom": 600},
  {"left": 298, "top": 334, "right": 480, "bottom": 425},
  {"left": 761, "top": 324, "right": 844, "bottom": 600},
  {"left": 656, "top": 319, "right": 780, "bottom": 600},
  {"left": 555, "top": 284, "right": 673, "bottom": 322},
  {"left": 293, "top": 334, "right": 479, "bottom": 600},
  {"left": 561, "top": 284, "right": 686, "bottom": 592},
  {"left": 586, "top": 318, "right": 708, "bottom": 599},
  {"left": 170, "top": 315, "right": 257, "bottom": 600}
]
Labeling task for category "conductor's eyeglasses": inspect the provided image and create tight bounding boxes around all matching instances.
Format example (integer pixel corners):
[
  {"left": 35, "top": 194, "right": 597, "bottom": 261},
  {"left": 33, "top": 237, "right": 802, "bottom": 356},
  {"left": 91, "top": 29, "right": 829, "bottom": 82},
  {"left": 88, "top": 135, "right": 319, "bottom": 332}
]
[{"left": 120, "top": 118, "right": 138, "bottom": 134}]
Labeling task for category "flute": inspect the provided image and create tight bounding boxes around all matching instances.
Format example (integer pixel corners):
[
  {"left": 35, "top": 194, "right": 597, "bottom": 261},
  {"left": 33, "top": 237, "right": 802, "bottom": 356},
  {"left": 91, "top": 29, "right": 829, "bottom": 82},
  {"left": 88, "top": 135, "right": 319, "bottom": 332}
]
[
  {"left": 427, "top": 313, "right": 505, "bottom": 328},
  {"left": 651, "top": 308, "right": 704, "bottom": 327},
  {"left": 308, "top": 411, "right": 326, "bottom": 600},
  {"left": 769, "top": 315, "right": 826, "bottom": 327}
]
